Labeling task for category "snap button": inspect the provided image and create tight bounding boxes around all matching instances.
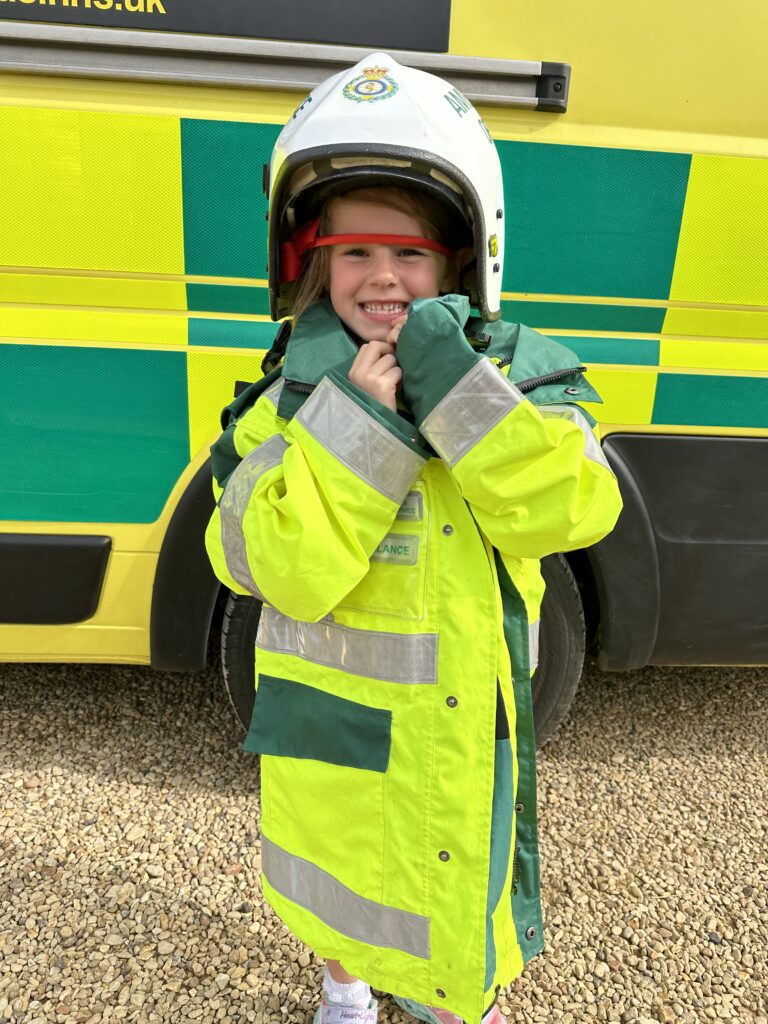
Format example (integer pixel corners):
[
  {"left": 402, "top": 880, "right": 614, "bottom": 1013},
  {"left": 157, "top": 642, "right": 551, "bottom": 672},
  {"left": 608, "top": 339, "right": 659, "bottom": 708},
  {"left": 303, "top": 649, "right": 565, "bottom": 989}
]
[
  {"left": 564, "top": 386, "right": 580, "bottom": 395},
  {"left": 439, "top": 850, "right": 450, "bottom": 862},
  {"left": 442, "top": 524, "right": 454, "bottom": 535},
  {"left": 435, "top": 989, "right": 446, "bottom": 999},
  {"left": 446, "top": 696, "right": 458, "bottom": 708},
  {"left": 515, "top": 802, "right": 525, "bottom": 814},
  {"left": 525, "top": 926, "right": 537, "bottom": 940}
]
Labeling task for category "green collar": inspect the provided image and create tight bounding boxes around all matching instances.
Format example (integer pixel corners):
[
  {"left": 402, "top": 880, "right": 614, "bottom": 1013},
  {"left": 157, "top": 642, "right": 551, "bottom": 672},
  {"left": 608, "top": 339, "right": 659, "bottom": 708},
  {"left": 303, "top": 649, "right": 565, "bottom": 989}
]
[
  {"left": 276, "top": 297, "right": 600, "bottom": 421},
  {"left": 277, "top": 298, "right": 363, "bottom": 420},
  {"left": 281, "top": 297, "right": 359, "bottom": 385},
  {"left": 476, "top": 319, "right": 602, "bottom": 406}
]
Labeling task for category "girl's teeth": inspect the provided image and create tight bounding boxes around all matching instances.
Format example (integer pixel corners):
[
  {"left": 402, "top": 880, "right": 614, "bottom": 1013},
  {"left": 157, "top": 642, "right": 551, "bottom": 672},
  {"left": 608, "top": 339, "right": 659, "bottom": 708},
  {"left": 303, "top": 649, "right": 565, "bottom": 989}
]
[{"left": 363, "top": 304, "right": 405, "bottom": 312}]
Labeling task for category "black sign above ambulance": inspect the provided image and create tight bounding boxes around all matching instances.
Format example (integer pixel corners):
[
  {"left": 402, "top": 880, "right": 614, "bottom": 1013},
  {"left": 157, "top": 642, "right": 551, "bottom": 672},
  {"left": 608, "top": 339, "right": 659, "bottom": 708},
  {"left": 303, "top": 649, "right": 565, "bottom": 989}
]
[{"left": 0, "top": 0, "right": 451, "bottom": 52}]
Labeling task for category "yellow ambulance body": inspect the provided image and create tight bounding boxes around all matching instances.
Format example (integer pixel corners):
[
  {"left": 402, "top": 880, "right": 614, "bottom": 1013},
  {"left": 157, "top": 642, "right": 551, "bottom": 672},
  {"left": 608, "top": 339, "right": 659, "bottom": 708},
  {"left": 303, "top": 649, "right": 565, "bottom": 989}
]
[{"left": 1, "top": 0, "right": 766, "bottom": 738}]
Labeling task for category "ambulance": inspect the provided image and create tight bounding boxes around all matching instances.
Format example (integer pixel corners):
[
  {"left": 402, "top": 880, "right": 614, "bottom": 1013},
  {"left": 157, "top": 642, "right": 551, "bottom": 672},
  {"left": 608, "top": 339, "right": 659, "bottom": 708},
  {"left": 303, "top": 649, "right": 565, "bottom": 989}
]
[{"left": 1, "top": 0, "right": 766, "bottom": 744}]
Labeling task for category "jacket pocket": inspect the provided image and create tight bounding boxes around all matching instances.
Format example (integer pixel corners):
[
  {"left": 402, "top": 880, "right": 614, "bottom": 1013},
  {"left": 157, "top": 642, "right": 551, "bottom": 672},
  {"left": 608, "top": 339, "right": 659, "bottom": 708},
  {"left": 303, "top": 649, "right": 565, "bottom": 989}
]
[
  {"left": 337, "top": 485, "right": 430, "bottom": 622},
  {"left": 243, "top": 674, "right": 392, "bottom": 773}
]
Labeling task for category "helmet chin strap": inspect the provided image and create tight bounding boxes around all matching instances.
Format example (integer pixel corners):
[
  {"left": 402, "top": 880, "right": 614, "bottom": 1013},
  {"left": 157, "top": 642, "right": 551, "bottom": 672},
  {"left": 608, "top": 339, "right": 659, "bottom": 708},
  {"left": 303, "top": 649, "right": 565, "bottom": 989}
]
[{"left": 280, "top": 217, "right": 455, "bottom": 283}]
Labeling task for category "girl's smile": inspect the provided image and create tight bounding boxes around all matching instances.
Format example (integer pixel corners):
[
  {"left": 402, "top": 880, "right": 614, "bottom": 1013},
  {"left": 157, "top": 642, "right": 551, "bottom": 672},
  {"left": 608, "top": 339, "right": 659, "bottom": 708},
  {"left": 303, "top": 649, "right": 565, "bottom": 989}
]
[{"left": 358, "top": 301, "right": 408, "bottom": 323}]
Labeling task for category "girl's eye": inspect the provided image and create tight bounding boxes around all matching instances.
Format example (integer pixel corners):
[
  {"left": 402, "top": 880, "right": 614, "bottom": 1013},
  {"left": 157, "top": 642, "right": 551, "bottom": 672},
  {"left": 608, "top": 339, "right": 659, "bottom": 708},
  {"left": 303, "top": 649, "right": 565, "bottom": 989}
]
[
  {"left": 343, "top": 247, "right": 369, "bottom": 257},
  {"left": 398, "top": 248, "right": 429, "bottom": 258}
]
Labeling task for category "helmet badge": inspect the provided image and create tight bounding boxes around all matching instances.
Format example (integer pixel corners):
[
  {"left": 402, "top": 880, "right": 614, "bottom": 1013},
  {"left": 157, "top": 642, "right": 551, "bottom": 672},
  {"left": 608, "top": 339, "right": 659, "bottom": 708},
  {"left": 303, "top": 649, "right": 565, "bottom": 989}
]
[{"left": 343, "top": 65, "right": 399, "bottom": 103}]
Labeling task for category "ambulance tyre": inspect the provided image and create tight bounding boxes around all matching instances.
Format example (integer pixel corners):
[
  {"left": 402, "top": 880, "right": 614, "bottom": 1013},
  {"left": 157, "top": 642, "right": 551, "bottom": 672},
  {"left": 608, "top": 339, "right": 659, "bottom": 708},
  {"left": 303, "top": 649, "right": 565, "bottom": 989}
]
[
  {"left": 532, "top": 554, "right": 586, "bottom": 747},
  {"left": 220, "top": 591, "right": 262, "bottom": 732}
]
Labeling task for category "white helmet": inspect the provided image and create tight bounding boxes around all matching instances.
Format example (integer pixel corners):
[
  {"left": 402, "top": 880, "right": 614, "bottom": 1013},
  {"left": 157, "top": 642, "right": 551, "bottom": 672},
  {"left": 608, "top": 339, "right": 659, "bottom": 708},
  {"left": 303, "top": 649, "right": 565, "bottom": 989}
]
[{"left": 266, "top": 52, "right": 505, "bottom": 322}]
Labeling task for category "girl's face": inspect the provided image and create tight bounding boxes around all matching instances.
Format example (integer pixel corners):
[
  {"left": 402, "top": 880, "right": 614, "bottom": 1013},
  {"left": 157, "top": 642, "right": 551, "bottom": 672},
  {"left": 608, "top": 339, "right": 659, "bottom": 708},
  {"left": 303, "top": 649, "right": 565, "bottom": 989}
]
[{"left": 327, "top": 197, "right": 455, "bottom": 342}]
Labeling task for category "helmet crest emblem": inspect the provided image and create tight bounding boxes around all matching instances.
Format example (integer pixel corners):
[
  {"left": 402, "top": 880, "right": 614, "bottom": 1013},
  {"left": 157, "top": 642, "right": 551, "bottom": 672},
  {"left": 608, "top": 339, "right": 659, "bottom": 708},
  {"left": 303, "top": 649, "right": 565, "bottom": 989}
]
[{"left": 343, "top": 65, "right": 399, "bottom": 103}]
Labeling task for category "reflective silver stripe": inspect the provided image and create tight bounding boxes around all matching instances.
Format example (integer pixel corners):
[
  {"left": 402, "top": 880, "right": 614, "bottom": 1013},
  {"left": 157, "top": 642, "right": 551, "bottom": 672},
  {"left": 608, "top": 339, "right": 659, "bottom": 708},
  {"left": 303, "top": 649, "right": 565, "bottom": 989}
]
[
  {"left": 420, "top": 359, "right": 524, "bottom": 467},
  {"left": 296, "top": 377, "right": 425, "bottom": 504},
  {"left": 538, "top": 404, "right": 613, "bottom": 470},
  {"left": 529, "top": 619, "right": 540, "bottom": 674},
  {"left": 263, "top": 377, "right": 285, "bottom": 409},
  {"left": 257, "top": 606, "right": 438, "bottom": 684},
  {"left": 220, "top": 434, "right": 288, "bottom": 599},
  {"left": 262, "top": 834, "right": 430, "bottom": 959}
]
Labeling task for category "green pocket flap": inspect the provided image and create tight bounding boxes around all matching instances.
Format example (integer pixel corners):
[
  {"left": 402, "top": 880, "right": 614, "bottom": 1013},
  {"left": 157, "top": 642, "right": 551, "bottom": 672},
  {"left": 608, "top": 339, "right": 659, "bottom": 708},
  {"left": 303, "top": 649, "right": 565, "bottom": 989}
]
[{"left": 243, "top": 675, "right": 392, "bottom": 773}]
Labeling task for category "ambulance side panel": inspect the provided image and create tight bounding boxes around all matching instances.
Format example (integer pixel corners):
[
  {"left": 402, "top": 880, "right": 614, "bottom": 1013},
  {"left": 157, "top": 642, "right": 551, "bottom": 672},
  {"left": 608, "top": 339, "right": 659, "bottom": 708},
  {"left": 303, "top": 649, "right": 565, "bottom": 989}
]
[
  {"left": 592, "top": 437, "right": 768, "bottom": 669},
  {"left": 1, "top": 0, "right": 766, "bottom": 666}
]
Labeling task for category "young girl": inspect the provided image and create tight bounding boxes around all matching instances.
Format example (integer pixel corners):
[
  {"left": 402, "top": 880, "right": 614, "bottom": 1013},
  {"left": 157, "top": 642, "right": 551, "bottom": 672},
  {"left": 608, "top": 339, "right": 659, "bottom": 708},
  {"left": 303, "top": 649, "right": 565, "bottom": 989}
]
[{"left": 205, "top": 54, "right": 622, "bottom": 1024}]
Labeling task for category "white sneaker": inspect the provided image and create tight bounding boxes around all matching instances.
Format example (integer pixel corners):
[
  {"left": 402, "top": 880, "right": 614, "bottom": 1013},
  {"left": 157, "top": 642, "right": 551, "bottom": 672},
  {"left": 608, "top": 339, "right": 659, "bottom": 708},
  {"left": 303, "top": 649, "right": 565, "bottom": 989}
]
[{"left": 313, "top": 998, "right": 379, "bottom": 1024}]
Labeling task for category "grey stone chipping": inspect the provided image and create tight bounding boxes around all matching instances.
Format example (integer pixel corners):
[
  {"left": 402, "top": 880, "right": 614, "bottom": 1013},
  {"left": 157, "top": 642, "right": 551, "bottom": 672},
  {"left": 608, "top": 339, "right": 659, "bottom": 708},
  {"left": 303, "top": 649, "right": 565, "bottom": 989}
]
[{"left": 0, "top": 658, "right": 766, "bottom": 1023}]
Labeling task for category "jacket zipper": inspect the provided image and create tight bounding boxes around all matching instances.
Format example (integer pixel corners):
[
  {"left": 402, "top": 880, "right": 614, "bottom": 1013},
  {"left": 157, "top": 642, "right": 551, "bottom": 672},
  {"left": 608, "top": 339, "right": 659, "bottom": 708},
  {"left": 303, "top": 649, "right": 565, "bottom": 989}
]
[
  {"left": 497, "top": 362, "right": 587, "bottom": 393},
  {"left": 512, "top": 843, "right": 520, "bottom": 895},
  {"left": 284, "top": 379, "right": 316, "bottom": 395}
]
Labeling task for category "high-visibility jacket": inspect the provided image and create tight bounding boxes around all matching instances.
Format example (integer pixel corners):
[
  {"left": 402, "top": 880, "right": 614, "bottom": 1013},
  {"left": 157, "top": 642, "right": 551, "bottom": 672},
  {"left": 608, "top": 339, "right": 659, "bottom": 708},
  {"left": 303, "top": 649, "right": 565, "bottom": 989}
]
[{"left": 205, "top": 294, "right": 622, "bottom": 1023}]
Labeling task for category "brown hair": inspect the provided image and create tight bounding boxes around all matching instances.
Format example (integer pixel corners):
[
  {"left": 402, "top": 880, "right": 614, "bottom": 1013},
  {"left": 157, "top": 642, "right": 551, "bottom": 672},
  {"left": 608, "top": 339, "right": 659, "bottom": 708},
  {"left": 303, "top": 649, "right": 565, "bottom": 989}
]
[{"left": 290, "top": 186, "right": 466, "bottom": 323}]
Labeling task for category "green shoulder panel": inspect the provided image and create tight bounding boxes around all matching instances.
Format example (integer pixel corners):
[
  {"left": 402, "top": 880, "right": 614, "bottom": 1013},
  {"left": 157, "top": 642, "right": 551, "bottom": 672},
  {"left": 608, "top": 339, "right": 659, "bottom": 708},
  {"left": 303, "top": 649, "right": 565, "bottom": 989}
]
[{"left": 472, "top": 317, "right": 603, "bottom": 410}]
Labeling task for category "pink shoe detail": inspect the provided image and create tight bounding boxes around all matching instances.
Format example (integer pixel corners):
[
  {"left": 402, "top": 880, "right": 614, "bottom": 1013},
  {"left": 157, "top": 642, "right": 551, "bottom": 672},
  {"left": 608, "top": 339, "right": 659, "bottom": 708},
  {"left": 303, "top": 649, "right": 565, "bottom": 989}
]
[
  {"left": 428, "top": 1004, "right": 503, "bottom": 1024},
  {"left": 429, "top": 1010, "right": 463, "bottom": 1024}
]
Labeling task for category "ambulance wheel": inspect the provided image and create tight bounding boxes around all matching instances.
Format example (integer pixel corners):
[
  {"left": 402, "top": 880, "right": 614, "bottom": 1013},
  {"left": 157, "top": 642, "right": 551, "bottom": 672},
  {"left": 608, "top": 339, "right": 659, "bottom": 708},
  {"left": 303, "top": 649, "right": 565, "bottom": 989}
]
[
  {"left": 532, "top": 554, "right": 586, "bottom": 747},
  {"left": 220, "top": 592, "right": 261, "bottom": 732}
]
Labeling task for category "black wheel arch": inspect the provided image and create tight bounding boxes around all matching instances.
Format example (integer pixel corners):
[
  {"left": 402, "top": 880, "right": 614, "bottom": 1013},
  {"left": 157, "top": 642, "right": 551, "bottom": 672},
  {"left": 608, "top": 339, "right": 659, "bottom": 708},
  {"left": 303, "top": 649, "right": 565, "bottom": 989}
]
[
  {"left": 586, "top": 438, "right": 661, "bottom": 671},
  {"left": 150, "top": 458, "right": 221, "bottom": 671},
  {"left": 588, "top": 434, "right": 768, "bottom": 668}
]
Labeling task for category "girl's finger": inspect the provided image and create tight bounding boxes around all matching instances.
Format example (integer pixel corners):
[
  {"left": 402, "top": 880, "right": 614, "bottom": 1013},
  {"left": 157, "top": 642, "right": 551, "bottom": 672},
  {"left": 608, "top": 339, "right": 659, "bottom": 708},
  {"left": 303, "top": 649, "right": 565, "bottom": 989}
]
[
  {"left": 368, "top": 353, "right": 398, "bottom": 375},
  {"left": 350, "top": 344, "right": 380, "bottom": 375},
  {"left": 353, "top": 340, "right": 395, "bottom": 370},
  {"left": 386, "top": 318, "right": 407, "bottom": 346}
]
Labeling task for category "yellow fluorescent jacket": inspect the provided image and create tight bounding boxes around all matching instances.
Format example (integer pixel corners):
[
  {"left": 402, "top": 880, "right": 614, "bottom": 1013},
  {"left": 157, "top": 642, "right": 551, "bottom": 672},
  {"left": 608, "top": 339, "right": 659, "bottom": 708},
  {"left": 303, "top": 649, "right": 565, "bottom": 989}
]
[{"left": 205, "top": 295, "right": 622, "bottom": 1023}]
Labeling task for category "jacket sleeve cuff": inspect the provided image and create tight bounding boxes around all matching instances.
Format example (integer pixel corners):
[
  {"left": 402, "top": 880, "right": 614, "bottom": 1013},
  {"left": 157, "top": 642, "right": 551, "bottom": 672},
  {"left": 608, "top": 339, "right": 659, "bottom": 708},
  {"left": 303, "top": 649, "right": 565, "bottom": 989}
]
[
  {"left": 396, "top": 294, "right": 483, "bottom": 427},
  {"left": 325, "top": 368, "right": 429, "bottom": 459},
  {"left": 419, "top": 358, "right": 526, "bottom": 467},
  {"left": 293, "top": 374, "right": 427, "bottom": 505}
]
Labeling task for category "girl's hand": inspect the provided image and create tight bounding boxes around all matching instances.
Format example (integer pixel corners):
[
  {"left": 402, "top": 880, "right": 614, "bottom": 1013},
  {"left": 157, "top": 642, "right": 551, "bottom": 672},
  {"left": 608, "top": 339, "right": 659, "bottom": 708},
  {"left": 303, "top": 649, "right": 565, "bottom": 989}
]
[
  {"left": 386, "top": 314, "right": 408, "bottom": 348},
  {"left": 348, "top": 340, "right": 402, "bottom": 412}
]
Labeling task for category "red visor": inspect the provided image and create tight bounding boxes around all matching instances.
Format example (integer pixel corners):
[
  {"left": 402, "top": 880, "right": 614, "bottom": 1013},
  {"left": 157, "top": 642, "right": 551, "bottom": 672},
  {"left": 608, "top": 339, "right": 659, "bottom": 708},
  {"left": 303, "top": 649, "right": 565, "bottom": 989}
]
[{"left": 280, "top": 217, "right": 454, "bottom": 283}]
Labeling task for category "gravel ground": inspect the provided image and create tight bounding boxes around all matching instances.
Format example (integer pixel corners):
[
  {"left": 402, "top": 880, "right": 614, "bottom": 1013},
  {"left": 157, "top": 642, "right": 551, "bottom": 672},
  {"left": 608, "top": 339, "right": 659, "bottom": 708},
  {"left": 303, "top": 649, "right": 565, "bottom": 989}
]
[{"left": 0, "top": 657, "right": 766, "bottom": 1024}]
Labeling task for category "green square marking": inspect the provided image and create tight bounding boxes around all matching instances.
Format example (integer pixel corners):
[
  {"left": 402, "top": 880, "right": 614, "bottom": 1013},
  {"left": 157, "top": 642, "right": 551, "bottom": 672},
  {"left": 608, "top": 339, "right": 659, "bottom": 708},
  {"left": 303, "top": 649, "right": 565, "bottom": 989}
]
[
  {"left": 652, "top": 373, "right": 768, "bottom": 428},
  {"left": 181, "top": 119, "right": 281, "bottom": 279},
  {"left": 0, "top": 345, "right": 189, "bottom": 523},
  {"left": 498, "top": 141, "right": 690, "bottom": 301}
]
